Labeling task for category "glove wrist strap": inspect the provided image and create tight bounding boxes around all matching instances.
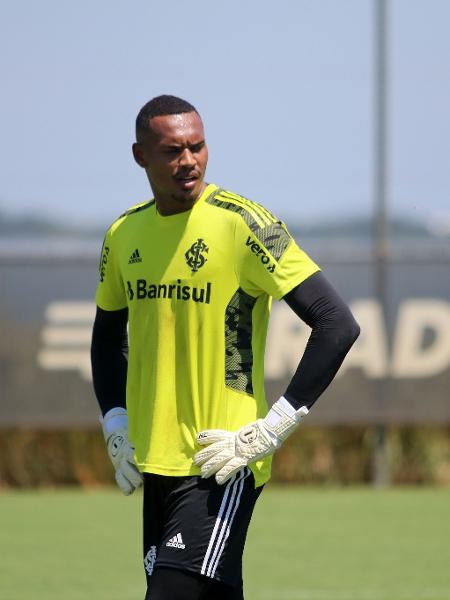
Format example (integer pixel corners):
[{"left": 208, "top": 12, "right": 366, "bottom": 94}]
[
  {"left": 100, "top": 407, "right": 128, "bottom": 440},
  {"left": 264, "top": 397, "right": 309, "bottom": 442}
]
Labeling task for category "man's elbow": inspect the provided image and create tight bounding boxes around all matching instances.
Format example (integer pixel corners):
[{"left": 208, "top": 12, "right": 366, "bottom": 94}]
[{"left": 336, "top": 310, "right": 360, "bottom": 353}]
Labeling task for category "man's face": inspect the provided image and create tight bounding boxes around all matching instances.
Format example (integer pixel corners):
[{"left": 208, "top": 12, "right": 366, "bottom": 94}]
[{"left": 133, "top": 111, "right": 208, "bottom": 206}]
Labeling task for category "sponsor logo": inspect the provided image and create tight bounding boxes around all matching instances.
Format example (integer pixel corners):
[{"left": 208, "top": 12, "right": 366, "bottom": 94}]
[
  {"left": 144, "top": 546, "right": 157, "bottom": 576},
  {"left": 127, "top": 279, "right": 212, "bottom": 304},
  {"left": 126, "top": 280, "right": 135, "bottom": 301},
  {"left": 99, "top": 246, "right": 110, "bottom": 282},
  {"left": 166, "top": 533, "right": 185, "bottom": 550},
  {"left": 245, "top": 236, "right": 275, "bottom": 273},
  {"left": 185, "top": 238, "right": 209, "bottom": 272},
  {"left": 128, "top": 249, "right": 142, "bottom": 264}
]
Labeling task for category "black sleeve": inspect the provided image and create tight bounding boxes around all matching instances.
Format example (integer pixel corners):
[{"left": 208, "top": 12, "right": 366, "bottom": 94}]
[
  {"left": 282, "top": 271, "right": 360, "bottom": 410},
  {"left": 90, "top": 306, "right": 128, "bottom": 416}
]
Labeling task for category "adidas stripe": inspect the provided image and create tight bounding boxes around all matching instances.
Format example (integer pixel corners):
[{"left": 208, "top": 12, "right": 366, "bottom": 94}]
[
  {"left": 219, "top": 190, "right": 277, "bottom": 226},
  {"left": 201, "top": 468, "right": 250, "bottom": 578},
  {"left": 215, "top": 192, "right": 266, "bottom": 228}
]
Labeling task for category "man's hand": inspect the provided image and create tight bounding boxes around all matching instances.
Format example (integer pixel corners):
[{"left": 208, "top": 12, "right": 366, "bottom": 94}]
[
  {"left": 194, "top": 398, "right": 308, "bottom": 484},
  {"left": 101, "top": 407, "right": 143, "bottom": 495}
]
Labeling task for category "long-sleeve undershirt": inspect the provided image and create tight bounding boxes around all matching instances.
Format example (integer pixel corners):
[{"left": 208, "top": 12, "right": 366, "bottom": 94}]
[
  {"left": 91, "top": 307, "right": 128, "bottom": 415},
  {"left": 282, "top": 271, "right": 360, "bottom": 409}
]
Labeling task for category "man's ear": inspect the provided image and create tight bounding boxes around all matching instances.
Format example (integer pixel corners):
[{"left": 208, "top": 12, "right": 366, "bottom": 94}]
[{"left": 132, "top": 143, "right": 148, "bottom": 168}]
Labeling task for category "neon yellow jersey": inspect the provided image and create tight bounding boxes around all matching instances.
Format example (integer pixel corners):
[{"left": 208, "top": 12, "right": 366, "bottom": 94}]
[{"left": 95, "top": 184, "right": 320, "bottom": 486}]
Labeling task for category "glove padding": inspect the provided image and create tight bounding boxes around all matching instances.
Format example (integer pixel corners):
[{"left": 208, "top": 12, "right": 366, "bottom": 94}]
[
  {"left": 194, "top": 397, "right": 308, "bottom": 485},
  {"left": 101, "top": 408, "right": 143, "bottom": 496}
]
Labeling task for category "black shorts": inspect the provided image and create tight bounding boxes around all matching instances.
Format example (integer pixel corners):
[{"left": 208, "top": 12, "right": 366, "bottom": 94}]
[{"left": 142, "top": 468, "right": 263, "bottom": 588}]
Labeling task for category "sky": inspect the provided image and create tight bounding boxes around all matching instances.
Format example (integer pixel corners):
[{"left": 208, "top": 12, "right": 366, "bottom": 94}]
[{"left": 1, "top": 0, "right": 449, "bottom": 229}]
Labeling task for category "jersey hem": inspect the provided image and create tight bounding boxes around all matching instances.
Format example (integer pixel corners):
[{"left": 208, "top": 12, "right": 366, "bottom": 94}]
[
  {"left": 95, "top": 299, "right": 128, "bottom": 311},
  {"left": 138, "top": 462, "right": 201, "bottom": 476},
  {"left": 249, "top": 464, "right": 270, "bottom": 488},
  {"left": 138, "top": 462, "right": 270, "bottom": 488}
]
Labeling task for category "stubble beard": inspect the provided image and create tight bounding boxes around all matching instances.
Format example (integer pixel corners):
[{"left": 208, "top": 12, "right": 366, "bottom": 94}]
[
  {"left": 170, "top": 179, "right": 205, "bottom": 205},
  {"left": 170, "top": 191, "right": 195, "bottom": 205}
]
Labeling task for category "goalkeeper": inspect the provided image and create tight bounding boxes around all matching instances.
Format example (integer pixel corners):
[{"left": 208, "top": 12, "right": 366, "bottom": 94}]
[{"left": 91, "top": 94, "right": 360, "bottom": 600}]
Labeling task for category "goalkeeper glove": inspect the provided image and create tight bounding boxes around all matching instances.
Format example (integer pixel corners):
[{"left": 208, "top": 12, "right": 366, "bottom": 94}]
[
  {"left": 101, "top": 407, "right": 143, "bottom": 496},
  {"left": 194, "top": 397, "right": 308, "bottom": 485}
]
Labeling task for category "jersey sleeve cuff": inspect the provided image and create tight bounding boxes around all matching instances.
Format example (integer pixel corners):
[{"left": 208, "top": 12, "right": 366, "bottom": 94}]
[
  {"left": 95, "top": 297, "right": 128, "bottom": 312},
  {"left": 274, "top": 266, "right": 321, "bottom": 301}
]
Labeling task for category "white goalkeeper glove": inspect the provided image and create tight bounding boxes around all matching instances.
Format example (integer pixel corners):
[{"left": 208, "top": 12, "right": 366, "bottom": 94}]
[
  {"left": 194, "top": 397, "right": 308, "bottom": 485},
  {"left": 101, "top": 407, "right": 143, "bottom": 496}
]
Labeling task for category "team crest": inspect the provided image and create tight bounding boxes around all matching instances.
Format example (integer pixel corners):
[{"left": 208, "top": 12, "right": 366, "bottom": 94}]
[
  {"left": 185, "top": 238, "right": 209, "bottom": 273},
  {"left": 144, "top": 545, "right": 157, "bottom": 576}
]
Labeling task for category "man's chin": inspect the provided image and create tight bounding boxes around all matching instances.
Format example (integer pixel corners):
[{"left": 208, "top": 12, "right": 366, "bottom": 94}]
[{"left": 172, "top": 183, "right": 203, "bottom": 204}]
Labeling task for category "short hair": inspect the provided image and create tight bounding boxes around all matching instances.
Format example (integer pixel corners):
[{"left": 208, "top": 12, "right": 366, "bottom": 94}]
[{"left": 136, "top": 95, "right": 198, "bottom": 140}]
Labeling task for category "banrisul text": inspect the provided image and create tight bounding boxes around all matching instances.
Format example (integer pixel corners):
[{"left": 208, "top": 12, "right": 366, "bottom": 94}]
[{"left": 126, "top": 279, "right": 212, "bottom": 304}]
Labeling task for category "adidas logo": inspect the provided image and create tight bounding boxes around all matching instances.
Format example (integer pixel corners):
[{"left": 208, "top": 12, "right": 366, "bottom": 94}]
[
  {"left": 128, "top": 249, "right": 142, "bottom": 264},
  {"left": 166, "top": 532, "right": 185, "bottom": 549}
]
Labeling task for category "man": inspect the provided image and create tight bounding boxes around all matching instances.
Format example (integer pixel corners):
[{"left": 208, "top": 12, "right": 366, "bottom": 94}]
[{"left": 91, "top": 94, "right": 360, "bottom": 600}]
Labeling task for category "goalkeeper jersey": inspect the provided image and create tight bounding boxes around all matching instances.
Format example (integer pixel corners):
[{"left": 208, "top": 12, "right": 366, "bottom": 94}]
[{"left": 95, "top": 184, "right": 320, "bottom": 486}]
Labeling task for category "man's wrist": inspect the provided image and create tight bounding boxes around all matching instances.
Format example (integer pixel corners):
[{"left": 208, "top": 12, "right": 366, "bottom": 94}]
[
  {"left": 101, "top": 407, "right": 128, "bottom": 440},
  {"left": 263, "top": 397, "right": 308, "bottom": 443}
]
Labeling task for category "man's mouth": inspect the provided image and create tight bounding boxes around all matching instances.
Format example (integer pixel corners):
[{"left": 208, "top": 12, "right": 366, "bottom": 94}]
[{"left": 175, "top": 174, "right": 199, "bottom": 190}]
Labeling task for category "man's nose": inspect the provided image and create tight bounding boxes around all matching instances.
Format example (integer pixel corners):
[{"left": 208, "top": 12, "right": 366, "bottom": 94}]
[{"left": 179, "top": 148, "right": 195, "bottom": 167}]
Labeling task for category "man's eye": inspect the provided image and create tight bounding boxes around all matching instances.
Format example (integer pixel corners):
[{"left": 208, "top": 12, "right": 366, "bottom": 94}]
[{"left": 190, "top": 143, "right": 204, "bottom": 153}]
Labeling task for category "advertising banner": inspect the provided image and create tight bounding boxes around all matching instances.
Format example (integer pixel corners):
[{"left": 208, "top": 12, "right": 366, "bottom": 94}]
[{"left": 1, "top": 257, "right": 449, "bottom": 426}]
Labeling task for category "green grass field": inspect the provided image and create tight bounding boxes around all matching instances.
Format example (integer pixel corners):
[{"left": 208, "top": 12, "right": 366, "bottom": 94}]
[{"left": 1, "top": 487, "right": 450, "bottom": 600}]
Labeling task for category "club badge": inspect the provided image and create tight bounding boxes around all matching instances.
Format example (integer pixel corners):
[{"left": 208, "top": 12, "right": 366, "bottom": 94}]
[{"left": 185, "top": 238, "right": 209, "bottom": 273}]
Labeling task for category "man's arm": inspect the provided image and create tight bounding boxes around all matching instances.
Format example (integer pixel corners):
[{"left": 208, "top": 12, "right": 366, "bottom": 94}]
[
  {"left": 91, "top": 306, "right": 142, "bottom": 495},
  {"left": 282, "top": 270, "right": 360, "bottom": 409},
  {"left": 195, "top": 271, "right": 360, "bottom": 484},
  {"left": 91, "top": 306, "right": 128, "bottom": 415}
]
